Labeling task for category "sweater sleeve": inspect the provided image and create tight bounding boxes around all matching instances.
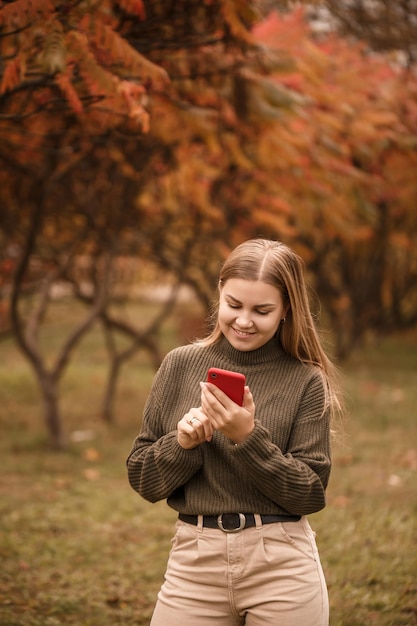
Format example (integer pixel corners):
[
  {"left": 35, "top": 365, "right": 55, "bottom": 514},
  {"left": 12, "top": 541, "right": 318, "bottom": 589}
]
[
  {"left": 126, "top": 355, "right": 204, "bottom": 503},
  {"left": 232, "top": 369, "right": 331, "bottom": 516}
]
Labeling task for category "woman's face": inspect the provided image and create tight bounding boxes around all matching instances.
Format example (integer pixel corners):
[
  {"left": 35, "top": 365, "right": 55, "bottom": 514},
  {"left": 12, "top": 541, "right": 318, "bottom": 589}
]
[{"left": 218, "top": 278, "right": 288, "bottom": 352}]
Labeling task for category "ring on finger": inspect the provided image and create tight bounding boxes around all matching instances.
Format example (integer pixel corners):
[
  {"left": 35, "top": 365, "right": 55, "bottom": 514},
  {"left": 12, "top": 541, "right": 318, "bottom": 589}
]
[{"left": 188, "top": 416, "right": 198, "bottom": 425}]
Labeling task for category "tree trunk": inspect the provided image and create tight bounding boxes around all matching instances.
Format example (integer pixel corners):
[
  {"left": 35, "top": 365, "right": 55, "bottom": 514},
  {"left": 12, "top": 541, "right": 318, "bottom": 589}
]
[
  {"left": 100, "top": 318, "right": 162, "bottom": 423},
  {"left": 98, "top": 286, "right": 179, "bottom": 423},
  {"left": 101, "top": 358, "right": 119, "bottom": 423},
  {"left": 9, "top": 194, "right": 113, "bottom": 447},
  {"left": 41, "top": 374, "right": 65, "bottom": 449}
]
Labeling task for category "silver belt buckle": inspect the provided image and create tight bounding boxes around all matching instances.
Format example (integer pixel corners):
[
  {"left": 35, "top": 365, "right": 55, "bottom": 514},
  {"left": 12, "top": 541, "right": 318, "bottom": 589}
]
[{"left": 217, "top": 513, "right": 246, "bottom": 533}]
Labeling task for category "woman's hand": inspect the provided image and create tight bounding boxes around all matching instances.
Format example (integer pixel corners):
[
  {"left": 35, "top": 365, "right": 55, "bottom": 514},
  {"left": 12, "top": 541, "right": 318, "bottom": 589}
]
[
  {"left": 177, "top": 407, "right": 214, "bottom": 449},
  {"left": 200, "top": 382, "right": 255, "bottom": 444}
]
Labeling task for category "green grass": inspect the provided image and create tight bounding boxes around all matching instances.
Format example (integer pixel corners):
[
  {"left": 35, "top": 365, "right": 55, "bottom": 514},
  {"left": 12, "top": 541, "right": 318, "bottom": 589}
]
[{"left": 0, "top": 306, "right": 416, "bottom": 625}]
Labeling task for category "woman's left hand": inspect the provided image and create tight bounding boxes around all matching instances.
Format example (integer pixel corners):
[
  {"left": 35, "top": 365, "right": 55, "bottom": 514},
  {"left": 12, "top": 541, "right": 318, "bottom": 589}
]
[{"left": 200, "top": 382, "right": 255, "bottom": 444}]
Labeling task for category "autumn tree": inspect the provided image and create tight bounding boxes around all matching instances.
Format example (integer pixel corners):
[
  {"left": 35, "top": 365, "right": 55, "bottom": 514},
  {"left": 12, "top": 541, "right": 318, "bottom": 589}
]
[
  {"left": 214, "top": 9, "right": 417, "bottom": 356},
  {"left": 0, "top": 2, "right": 169, "bottom": 445}
]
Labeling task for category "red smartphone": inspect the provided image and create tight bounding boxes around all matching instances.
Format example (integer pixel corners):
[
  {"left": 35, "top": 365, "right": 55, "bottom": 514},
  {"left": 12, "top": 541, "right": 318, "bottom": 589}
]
[{"left": 206, "top": 368, "right": 246, "bottom": 406}]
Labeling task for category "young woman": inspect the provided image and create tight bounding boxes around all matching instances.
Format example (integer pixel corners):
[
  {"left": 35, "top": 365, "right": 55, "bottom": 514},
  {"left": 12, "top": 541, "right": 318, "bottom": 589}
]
[{"left": 127, "top": 238, "right": 341, "bottom": 626}]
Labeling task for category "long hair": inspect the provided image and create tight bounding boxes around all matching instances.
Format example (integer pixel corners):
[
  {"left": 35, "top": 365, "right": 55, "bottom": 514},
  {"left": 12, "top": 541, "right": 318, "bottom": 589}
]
[{"left": 198, "top": 238, "right": 342, "bottom": 416}]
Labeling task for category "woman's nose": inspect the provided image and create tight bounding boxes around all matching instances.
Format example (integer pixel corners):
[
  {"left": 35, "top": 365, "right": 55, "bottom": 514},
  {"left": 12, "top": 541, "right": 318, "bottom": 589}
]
[{"left": 236, "top": 313, "right": 253, "bottom": 328}]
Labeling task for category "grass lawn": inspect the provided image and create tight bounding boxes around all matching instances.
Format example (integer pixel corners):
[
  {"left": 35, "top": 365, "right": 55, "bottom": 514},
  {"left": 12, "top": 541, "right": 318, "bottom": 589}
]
[{"left": 0, "top": 303, "right": 416, "bottom": 625}]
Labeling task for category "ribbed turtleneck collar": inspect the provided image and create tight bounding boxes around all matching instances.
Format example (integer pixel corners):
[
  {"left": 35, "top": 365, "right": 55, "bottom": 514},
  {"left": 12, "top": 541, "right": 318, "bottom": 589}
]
[{"left": 211, "top": 336, "right": 286, "bottom": 366}]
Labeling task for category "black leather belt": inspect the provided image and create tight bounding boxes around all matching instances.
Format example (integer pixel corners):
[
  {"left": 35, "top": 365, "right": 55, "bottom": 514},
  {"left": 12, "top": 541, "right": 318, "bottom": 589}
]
[{"left": 178, "top": 512, "right": 301, "bottom": 533}]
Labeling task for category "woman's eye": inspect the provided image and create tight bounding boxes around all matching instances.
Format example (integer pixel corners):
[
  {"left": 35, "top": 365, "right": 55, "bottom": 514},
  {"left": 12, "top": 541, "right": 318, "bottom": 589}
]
[
  {"left": 257, "top": 310, "right": 269, "bottom": 316},
  {"left": 228, "top": 304, "right": 240, "bottom": 309}
]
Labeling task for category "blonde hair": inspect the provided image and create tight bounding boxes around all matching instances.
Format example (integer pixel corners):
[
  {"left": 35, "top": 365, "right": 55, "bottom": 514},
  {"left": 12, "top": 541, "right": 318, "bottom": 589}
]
[{"left": 198, "top": 238, "right": 342, "bottom": 417}]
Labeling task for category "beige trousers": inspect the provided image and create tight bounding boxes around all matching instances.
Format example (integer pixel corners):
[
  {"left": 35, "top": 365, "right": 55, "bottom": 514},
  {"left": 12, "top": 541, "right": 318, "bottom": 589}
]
[{"left": 150, "top": 516, "right": 329, "bottom": 626}]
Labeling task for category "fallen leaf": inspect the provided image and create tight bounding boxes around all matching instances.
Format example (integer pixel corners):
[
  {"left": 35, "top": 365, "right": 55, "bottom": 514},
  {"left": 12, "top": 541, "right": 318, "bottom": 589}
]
[
  {"left": 84, "top": 447, "right": 100, "bottom": 462},
  {"left": 83, "top": 468, "right": 100, "bottom": 481},
  {"left": 387, "top": 474, "right": 402, "bottom": 487}
]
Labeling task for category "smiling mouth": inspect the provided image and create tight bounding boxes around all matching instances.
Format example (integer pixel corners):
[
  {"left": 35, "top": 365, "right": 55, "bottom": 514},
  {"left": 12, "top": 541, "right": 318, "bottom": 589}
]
[{"left": 232, "top": 327, "right": 255, "bottom": 337}]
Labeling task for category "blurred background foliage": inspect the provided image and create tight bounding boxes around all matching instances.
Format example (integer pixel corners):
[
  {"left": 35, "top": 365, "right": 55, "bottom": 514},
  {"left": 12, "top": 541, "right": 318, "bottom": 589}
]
[{"left": 1, "top": 0, "right": 417, "bottom": 447}]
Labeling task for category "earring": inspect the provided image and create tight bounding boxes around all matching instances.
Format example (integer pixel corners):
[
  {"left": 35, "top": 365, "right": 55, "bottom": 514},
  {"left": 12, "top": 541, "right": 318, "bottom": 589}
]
[{"left": 281, "top": 317, "right": 286, "bottom": 323}]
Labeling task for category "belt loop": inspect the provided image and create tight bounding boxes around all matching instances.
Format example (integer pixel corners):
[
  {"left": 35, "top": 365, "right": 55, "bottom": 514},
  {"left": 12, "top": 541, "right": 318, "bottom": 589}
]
[
  {"left": 254, "top": 513, "right": 262, "bottom": 529},
  {"left": 197, "top": 515, "right": 204, "bottom": 532}
]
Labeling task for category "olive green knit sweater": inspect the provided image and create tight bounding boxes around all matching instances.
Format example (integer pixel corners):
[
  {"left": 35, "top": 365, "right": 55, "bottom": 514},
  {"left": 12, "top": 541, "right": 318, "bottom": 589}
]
[{"left": 126, "top": 336, "right": 331, "bottom": 517}]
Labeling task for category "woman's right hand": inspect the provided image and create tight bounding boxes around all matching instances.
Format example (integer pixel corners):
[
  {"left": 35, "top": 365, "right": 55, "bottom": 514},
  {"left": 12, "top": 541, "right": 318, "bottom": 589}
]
[{"left": 177, "top": 408, "right": 214, "bottom": 449}]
